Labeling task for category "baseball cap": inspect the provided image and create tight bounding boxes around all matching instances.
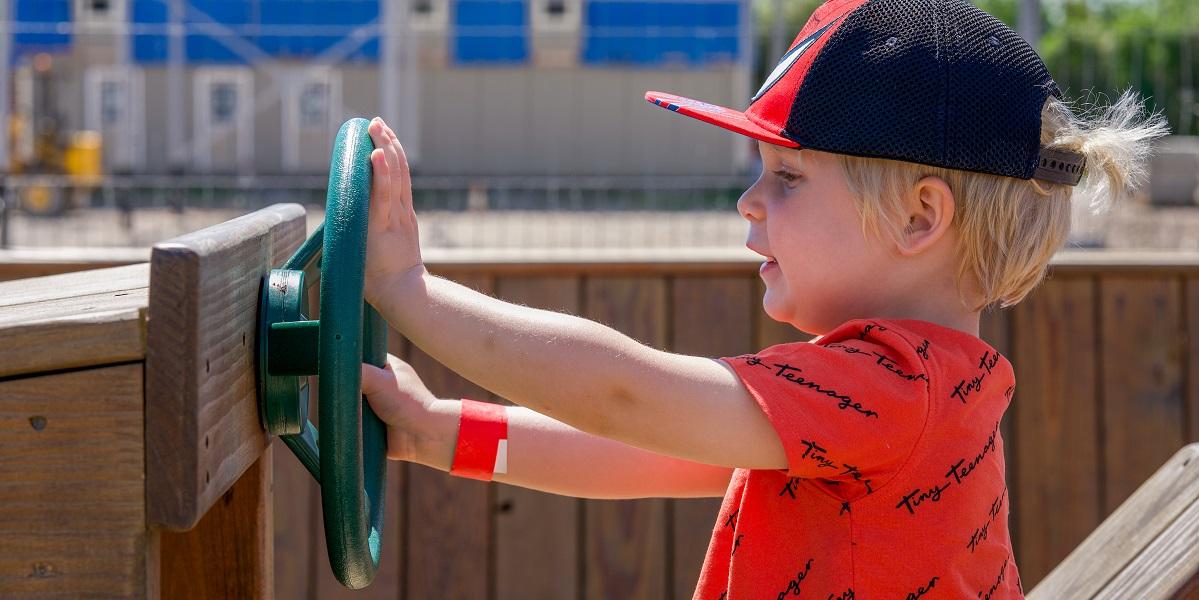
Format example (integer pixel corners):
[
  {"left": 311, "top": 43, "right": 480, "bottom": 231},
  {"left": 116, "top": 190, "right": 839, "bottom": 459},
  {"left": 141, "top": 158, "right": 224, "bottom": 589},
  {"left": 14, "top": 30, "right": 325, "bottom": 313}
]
[{"left": 646, "top": 0, "right": 1086, "bottom": 186}]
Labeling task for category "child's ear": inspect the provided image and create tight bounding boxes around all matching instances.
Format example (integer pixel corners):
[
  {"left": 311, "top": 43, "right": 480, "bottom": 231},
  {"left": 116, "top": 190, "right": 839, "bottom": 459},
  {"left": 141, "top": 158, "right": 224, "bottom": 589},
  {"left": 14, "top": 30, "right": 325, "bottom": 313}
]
[{"left": 896, "top": 175, "right": 955, "bottom": 257}]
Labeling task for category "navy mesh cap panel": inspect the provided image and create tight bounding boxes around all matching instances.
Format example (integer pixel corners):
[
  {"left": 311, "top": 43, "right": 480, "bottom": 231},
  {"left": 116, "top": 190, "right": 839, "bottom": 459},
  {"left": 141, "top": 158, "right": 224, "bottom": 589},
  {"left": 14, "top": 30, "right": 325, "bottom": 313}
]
[{"left": 785, "top": 0, "right": 1060, "bottom": 180}]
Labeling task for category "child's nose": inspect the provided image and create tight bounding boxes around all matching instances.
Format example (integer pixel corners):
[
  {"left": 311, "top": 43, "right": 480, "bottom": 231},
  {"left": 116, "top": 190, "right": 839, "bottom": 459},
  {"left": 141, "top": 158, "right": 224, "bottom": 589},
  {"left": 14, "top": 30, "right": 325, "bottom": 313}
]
[{"left": 736, "top": 178, "right": 766, "bottom": 222}]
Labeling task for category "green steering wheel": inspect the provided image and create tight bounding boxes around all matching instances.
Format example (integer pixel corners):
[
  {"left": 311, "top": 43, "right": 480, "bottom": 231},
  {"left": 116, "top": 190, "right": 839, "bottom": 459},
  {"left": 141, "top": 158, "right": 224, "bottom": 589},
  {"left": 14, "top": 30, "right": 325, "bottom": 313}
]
[{"left": 256, "top": 117, "right": 388, "bottom": 589}]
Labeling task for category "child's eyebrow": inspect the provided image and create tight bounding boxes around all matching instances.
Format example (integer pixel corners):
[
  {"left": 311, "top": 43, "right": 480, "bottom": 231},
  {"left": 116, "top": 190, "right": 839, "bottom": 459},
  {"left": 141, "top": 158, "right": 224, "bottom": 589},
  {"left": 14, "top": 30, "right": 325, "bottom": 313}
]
[{"left": 778, "top": 150, "right": 804, "bottom": 172}]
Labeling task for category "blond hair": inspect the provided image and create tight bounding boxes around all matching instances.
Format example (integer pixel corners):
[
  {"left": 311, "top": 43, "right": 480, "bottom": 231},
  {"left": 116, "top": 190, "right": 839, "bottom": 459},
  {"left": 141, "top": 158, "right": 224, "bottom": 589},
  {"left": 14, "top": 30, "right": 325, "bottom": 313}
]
[{"left": 834, "top": 88, "right": 1170, "bottom": 311}]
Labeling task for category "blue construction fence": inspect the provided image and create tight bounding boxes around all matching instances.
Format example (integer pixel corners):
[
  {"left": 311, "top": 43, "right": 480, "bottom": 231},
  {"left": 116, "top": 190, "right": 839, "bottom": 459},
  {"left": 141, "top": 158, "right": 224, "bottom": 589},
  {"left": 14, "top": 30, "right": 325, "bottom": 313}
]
[{"left": 13, "top": 0, "right": 743, "bottom": 67}]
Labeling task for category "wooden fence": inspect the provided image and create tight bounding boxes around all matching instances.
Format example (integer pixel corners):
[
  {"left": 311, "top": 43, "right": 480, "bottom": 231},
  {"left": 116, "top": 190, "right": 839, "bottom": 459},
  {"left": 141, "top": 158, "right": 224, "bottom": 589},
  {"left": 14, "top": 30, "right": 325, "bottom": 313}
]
[{"left": 3, "top": 248, "right": 1198, "bottom": 598}]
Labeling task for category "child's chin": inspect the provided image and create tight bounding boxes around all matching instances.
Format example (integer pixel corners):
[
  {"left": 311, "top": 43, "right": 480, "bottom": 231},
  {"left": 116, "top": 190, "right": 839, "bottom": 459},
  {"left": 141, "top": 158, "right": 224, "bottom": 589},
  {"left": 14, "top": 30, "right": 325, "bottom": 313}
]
[{"left": 761, "top": 295, "right": 790, "bottom": 324}]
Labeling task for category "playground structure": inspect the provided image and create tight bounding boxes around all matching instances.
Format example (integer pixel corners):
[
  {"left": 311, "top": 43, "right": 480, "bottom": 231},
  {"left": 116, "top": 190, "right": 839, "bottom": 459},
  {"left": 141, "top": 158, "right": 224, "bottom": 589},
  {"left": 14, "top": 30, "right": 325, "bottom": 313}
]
[
  {"left": 3, "top": 206, "right": 1199, "bottom": 595},
  {"left": 0, "top": 114, "right": 1198, "bottom": 597}
]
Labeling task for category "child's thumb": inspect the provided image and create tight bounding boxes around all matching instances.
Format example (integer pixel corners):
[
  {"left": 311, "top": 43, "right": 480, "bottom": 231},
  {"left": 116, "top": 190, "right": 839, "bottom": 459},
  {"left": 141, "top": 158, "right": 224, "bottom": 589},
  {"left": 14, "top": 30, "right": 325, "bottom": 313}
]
[
  {"left": 361, "top": 363, "right": 407, "bottom": 427},
  {"left": 360, "top": 363, "right": 394, "bottom": 400}
]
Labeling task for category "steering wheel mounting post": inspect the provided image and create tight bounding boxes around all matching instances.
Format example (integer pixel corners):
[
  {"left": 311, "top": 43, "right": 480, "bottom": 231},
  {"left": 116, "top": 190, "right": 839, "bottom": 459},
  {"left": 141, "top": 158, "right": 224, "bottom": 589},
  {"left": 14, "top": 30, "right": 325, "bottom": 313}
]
[{"left": 255, "top": 118, "right": 389, "bottom": 590}]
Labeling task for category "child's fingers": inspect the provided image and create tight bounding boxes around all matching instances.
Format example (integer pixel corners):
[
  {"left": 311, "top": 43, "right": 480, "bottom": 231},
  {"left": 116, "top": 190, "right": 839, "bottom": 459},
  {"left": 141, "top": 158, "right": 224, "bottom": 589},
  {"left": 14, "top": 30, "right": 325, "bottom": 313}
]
[
  {"left": 388, "top": 133, "right": 413, "bottom": 212},
  {"left": 379, "top": 131, "right": 404, "bottom": 190},
  {"left": 378, "top": 125, "right": 414, "bottom": 229},
  {"left": 360, "top": 362, "right": 394, "bottom": 399},
  {"left": 368, "top": 147, "right": 391, "bottom": 229},
  {"left": 361, "top": 362, "right": 404, "bottom": 425}
]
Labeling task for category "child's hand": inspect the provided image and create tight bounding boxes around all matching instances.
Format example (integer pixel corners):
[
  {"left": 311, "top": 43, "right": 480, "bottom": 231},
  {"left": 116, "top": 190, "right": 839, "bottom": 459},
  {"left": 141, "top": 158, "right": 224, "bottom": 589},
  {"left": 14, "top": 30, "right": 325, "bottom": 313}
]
[
  {"left": 364, "top": 117, "right": 424, "bottom": 306},
  {"left": 361, "top": 354, "right": 440, "bottom": 462}
]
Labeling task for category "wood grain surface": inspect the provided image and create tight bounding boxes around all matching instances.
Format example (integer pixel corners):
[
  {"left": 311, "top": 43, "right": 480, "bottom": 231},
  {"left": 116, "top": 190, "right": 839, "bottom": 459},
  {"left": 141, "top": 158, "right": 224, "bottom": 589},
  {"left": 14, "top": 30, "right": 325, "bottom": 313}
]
[
  {"left": 669, "top": 276, "right": 752, "bottom": 599},
  {"left": 492, "top": 275, "right": 582, "bottom": 600},
  {"left": 1100, "top": 276, "right": 1186, "bottom": 512},
  {"left": 0, "top": 263, "right": 149, "bottom": 377},
  {"left": 1010, "top": 276, "right": 1102, "bottom": 585},
  {"left": 0, "top": 364, "right": 149, "bottom": 597},
  {"left": 0, "top": 247, "right": 148, "bottom": 282},
  {"left": 159, "top": 446, "right": 274, "bottom": 600},
  {"left": 1029, "top": 444, "right": 1199, "bottom": 599},
  {"left": 582, "top": 276, "right": 668, "bottom": 600},
  {"left": 145, "top": 203, "right": 307, "bottom": 530},
  {"left": 404, "top": 274, "right": 494, "bottom": 600}
]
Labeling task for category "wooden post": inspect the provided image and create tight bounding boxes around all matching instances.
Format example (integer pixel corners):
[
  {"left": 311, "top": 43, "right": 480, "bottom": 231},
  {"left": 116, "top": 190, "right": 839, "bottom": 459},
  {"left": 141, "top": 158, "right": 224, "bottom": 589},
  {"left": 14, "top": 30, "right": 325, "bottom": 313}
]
[{"left": 145, "top": 203, "right": 306, "bottom": 531}]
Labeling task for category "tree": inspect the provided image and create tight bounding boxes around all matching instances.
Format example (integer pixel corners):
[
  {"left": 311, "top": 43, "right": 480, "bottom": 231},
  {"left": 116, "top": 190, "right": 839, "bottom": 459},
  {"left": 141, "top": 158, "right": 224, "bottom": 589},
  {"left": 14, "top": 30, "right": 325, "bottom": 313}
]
[{"left": 754, "top": 0, "right": 1198, "bottom": 134}]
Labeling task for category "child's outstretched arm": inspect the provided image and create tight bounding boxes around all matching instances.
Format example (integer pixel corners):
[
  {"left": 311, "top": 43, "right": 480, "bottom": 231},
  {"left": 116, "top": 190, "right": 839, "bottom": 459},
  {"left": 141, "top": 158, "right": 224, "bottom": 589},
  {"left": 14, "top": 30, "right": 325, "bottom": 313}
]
[
  {"left": 363, "top": 118, "right": 787, "bottom": 472},
  {"left": 361, "top": 355, "right": 733, "bottom": 499}
]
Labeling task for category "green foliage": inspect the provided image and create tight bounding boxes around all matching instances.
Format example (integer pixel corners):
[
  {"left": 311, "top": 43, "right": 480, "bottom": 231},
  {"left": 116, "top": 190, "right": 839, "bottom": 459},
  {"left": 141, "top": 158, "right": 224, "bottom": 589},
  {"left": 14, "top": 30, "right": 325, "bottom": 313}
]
[{"left": 752, "top": 0, "right": 1199, "bottom": 134}]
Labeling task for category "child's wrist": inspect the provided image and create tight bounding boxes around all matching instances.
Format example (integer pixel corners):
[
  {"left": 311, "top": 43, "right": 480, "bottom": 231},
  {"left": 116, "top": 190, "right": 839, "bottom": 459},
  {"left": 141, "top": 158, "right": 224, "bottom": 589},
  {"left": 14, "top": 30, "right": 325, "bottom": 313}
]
[
  {"left": 365, "top": 262, "right": 428, "bottom": 308},
  {"left": 412, "top": 398, "right": 461, "bottom": 471}
]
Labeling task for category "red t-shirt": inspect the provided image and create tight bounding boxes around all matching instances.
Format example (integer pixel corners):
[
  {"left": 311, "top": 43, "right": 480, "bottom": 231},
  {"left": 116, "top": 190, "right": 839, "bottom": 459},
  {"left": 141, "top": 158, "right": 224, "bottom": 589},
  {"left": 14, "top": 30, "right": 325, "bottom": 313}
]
[{"left": 694, "top": 319, "right": 1022, "bottom": 599}]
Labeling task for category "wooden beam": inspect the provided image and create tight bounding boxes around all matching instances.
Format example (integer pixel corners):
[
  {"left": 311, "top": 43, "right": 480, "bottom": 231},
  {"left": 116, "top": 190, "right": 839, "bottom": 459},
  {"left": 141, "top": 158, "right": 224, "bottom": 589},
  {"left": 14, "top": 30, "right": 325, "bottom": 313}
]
[
  {"left": 0, "top": 264, "right": 149, "bottom": 378},
  {"left": 146, "top": 203, "right": 307, "bottom": 531},
  {"left": 1029, "top": 444, "right": 1199, "bottom": 599}
]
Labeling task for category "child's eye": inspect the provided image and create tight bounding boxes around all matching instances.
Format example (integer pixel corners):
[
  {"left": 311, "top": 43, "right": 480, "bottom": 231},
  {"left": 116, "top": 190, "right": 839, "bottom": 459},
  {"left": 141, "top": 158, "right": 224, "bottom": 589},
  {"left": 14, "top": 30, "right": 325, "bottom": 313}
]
[{"left": 773, "top": 170, "right": 801, "bottom": 185}]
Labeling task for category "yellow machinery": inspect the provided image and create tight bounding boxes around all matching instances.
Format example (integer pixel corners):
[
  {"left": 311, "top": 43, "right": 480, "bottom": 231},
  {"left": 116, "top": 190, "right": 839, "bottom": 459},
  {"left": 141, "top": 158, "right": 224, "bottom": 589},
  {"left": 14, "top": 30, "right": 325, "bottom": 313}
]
[{"left": 9, "top": 52, "right": 104, "bottom": 216}]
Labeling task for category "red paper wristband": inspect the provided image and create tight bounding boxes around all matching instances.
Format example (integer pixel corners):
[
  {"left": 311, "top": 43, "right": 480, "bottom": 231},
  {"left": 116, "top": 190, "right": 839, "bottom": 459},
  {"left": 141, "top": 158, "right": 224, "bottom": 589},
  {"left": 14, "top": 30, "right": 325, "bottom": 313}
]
[{"left": 450, "top": 399, "right": 508, "bottom": 481}]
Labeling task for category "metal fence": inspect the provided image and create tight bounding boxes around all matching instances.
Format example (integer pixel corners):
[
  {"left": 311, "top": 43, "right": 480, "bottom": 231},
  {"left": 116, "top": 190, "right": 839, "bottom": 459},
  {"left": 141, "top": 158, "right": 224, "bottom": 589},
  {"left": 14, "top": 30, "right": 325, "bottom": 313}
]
[{"left": 0, "top": 173, "right": 753, "bottom": 249}]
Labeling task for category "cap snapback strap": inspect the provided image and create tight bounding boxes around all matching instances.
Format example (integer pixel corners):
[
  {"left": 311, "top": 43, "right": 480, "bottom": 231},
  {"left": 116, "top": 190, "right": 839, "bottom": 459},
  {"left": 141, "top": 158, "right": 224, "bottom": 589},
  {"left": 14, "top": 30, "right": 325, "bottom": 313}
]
[{"left": 1034, "top": 147, "right": 1087, "bottom": 186}]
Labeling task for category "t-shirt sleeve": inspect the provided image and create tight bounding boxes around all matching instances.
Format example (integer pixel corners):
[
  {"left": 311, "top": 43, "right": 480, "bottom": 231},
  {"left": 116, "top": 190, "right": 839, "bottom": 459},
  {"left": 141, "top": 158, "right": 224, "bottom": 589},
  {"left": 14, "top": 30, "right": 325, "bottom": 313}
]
[{"left": 720, "top": 331, "right": 930, "bottom": 491}]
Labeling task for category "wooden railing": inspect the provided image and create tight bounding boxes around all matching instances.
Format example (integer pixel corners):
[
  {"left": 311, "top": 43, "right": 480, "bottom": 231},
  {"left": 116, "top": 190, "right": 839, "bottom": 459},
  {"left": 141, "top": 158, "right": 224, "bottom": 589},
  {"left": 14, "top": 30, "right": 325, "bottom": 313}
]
[{"left": 4, "top": 248, "right": 1197, "bottom": 598}]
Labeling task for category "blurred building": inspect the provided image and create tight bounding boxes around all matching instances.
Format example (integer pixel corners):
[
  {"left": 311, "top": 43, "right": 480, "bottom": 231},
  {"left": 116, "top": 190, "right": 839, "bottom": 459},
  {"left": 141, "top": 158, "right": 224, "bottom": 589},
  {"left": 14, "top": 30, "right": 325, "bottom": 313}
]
[{"left": 5, "top": 0, "right": 753, "bottom": 177}]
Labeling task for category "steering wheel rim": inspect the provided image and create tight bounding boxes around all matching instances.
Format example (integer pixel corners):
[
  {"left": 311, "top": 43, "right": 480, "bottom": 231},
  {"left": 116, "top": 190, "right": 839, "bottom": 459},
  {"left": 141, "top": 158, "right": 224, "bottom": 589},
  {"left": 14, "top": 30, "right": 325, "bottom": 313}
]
[
  {"left": 256, "top": 117, "right": 389, "bottom": 589},
  {"left": 318, "top": 117, "right": 388, "bottom": 589}
]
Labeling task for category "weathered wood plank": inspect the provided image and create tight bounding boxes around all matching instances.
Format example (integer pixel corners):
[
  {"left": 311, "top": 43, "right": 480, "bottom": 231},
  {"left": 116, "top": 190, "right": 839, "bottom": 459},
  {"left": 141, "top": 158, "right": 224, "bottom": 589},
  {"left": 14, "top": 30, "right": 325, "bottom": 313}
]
[
  {"left": 405, "top": 275, "right": 493, "bottom": 600},
  {"left": 0, "top": 287, "right": 148, "bottom": 378},
  {"left": 1099, "top": 491, "right": 1199, "bottom": 599},
  {"left": 5, "top": 248, "right": 1199, "bottom": 286},
  {"left": 1010, "top": 277, "right": 1102, "bottom": 586},
  {"left": 0, "top": 263, "right": 149, "bottom": 378},
  {"left": 146, "top": 203, "right": 307, "bottom": 530},
  {"left": 1029, "top": 444, "right": 1199, "bottom": 599},
  {"left": 160, "top": 447, "right": 274, "bottom": 600},
  {"left": 0, "top": 262, "right": 148, "bottom": 308},
  {"left": 0, "top": 364, "right": 148, "bottom": 597},
  {"left": 0, "top": 247, "right": 148, "bottom": 282},
  {"left": 670, "top": 276, "right": 751, "bottom": 599},
  {"left": 272, "top": 437, "right": 317, "bottom": 600},
  {"left": 493, "top": 276, "right": 581, "bottom": 600},
  {"left": 411, "top": 248, "right": 1199, "bottom": 274},
  {"left": 1188, "top": 278, "right": 1199, "bottom": 444},
  {"left": 583, "top": 276, "right": 668, "bottom": 600},
  {"left": 1100, "top": 277, "right": 1186, "bottom": 512}
]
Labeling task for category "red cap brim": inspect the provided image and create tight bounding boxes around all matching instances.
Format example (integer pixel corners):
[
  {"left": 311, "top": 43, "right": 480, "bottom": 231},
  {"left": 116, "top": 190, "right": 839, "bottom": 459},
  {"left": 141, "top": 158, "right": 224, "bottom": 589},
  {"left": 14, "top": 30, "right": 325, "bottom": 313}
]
[{"left": 645, "top": 91, "right": 799, "bottom": 148}]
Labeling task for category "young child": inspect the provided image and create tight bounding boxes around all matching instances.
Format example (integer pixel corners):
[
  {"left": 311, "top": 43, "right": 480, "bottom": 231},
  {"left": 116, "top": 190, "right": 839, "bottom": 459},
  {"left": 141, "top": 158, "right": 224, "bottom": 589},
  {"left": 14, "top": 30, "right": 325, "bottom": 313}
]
[{"left": 357, "top": 0, "right": 1167, "bottom": 597}]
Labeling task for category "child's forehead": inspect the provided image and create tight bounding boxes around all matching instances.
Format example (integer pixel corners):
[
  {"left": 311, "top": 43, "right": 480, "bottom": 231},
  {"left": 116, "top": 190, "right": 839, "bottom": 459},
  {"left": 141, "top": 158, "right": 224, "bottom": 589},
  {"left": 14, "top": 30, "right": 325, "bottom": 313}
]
[{"left": 758, "top": 142, "right": 812, "bottom": 167}]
